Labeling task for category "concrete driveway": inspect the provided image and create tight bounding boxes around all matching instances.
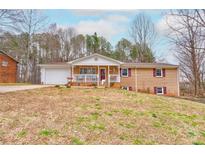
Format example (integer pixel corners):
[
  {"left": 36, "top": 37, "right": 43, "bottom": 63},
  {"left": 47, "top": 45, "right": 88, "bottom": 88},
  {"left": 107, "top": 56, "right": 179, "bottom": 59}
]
[{"left": 0, "top": 85, "right": 53, "bottom": 93}]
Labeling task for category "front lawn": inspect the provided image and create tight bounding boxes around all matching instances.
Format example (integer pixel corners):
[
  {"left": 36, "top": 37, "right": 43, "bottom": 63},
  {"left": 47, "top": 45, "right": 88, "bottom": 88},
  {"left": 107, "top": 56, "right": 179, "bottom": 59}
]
[{"left": 0, "top": 87, "right": 205, "bottom": 144}]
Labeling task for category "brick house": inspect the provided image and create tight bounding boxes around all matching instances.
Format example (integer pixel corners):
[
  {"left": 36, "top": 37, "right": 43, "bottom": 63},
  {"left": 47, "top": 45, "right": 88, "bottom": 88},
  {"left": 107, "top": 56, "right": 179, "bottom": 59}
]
[{"left": 39, "top": 53, "right": 179, "bottom": 96}]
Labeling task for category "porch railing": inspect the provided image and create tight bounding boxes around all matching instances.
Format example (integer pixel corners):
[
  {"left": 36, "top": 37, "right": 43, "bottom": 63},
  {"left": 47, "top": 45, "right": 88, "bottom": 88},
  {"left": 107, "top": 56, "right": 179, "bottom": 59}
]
[
  {"left": 73, "top": 74, "right": 120, "bottom": 83},
  {"left": 73, "top": 74, "right": 98, "bottom": 82},
  {"left": 109, "top": 74, "right": 120, "bottom": 82}
]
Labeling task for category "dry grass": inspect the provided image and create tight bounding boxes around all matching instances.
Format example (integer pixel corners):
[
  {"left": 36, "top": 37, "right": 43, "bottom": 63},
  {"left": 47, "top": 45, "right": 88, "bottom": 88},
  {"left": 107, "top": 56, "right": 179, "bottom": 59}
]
[
  {"left": 0, "top": 83, "right": 31, "bottom": 86},
  {"left": 0, "top": 87, "right": 205, "bottom": 144}
]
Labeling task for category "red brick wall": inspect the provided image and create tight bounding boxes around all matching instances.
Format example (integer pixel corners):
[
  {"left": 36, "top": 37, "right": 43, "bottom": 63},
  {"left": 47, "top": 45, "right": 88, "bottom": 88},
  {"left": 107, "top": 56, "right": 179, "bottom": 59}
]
[{"left": 120, "top": 67, "right": 179, "bottom": 96}]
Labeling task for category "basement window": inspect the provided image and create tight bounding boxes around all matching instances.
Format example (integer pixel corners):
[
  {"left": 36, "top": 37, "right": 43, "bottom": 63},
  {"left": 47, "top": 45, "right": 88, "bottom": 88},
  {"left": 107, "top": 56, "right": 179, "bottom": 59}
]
[
  {"left": 122, "top": 86, "right": 129, "bottom": 90},
  {"left": 156, "top": 87, "right": 164, "bottom": 95},
  {"left": 2, "top": 61, "right": 8, "bottom": 67}
]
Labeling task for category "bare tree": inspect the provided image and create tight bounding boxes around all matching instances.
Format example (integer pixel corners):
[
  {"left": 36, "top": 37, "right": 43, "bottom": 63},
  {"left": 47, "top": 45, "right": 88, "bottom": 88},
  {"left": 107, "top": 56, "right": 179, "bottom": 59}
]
[
  {"left": 130, "top": 13, "right": 157, "bottom": 62},
  {"left": 166, "top": 10, "right": 205, "bottom": 96},
  {"left": 183, "top": 10, "right": 205, "bottom": 28},
  {"left": 71, "top": 34, "right": 86, "bottom": 59},
  {"left": 0, "top": 10, "right": 22, "bottom": 33},
  {"left": 13, "top": 10, "right": 48, "bottom": 82},
  {"left": 57, "top": 27, "right": 77, "bottom": 61}
]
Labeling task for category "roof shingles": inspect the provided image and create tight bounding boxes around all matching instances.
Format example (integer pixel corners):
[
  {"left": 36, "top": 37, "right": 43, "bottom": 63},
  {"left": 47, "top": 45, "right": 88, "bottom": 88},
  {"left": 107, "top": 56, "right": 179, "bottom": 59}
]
[
  {"left": 0, "top": 50, "right": 19, "bottom": 63},
  {"left": 121, "top": 62, "right": 178, "bottom": 68}
]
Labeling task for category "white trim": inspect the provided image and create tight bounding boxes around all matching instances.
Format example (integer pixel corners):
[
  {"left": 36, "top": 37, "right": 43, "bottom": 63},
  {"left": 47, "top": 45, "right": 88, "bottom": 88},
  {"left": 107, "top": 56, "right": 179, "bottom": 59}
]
[
  {"left": 38, "top": 64, "right": 70, "bottom": 68},
  {"left": 121, "top": 68, "right": 128, "bottom": 77},
  {"left": 156, "top": 87, "right": 164, "bottom": 95},
  {"left": 118, "top": 66, "right": 121, "bottom": 82},
  {"left": 97, "top": 65, "right": 100, "bottom": 86}
]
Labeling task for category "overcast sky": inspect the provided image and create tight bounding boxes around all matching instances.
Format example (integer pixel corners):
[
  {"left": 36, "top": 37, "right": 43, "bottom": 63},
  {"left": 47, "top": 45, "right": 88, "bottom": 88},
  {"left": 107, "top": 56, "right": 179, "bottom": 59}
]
[{"left": 43, "top": 9, "right": 176, "bottom": 64}]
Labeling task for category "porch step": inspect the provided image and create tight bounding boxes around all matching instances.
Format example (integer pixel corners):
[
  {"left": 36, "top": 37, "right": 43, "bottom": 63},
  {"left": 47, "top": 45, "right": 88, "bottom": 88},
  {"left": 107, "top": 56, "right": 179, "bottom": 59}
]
[
  {"left": 97, "top": 86, "right": 106, "bottom": 89},
  {"left": 110, "top": 82, "right": 121, "bottom": 88}
]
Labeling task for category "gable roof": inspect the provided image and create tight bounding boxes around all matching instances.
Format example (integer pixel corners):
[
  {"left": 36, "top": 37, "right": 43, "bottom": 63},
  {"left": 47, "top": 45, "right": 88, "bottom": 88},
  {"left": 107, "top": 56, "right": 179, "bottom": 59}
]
[
  {"left": 0, "top": 50, "right": 19, "bottom": 63},
  {"left": 38, "top": 53, "right": 178, "bottom": 68},
  {"left": 122, "top": 62, "right": 179, "bottom": 68},
  {"left": 68, "top": 53, "right": 123, "bottom": 65}
]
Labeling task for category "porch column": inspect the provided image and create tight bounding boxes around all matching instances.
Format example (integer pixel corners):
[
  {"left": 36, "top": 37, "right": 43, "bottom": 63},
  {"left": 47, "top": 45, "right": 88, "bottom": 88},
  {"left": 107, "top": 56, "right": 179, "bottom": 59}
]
[
  {"left": 118, "top": 65, "right": 120, "bottom": 82},
  {"left": 108, "top": 65, "right": 110, "bottom": 87},
  {"left": 97, "top": 65, "right": 100, "bottom": 86}
]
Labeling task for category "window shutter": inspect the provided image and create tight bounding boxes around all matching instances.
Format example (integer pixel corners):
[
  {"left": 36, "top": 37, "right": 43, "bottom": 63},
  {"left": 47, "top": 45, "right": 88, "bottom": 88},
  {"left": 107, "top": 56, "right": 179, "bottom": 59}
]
[
  {"left": 162, "top": 69, "right": 166, "bottom": 77},
  {"left": 129, "top": 86, "right": 132, "bottom": 91},
  {"left": 163, "top": 87, "right": 167, "bottom": 94},
  {"left": 153, "top": 68, "right": 156, "bottom": 77},
  {"left": 128, "top": 68, "right": 131, "bottom": 77},
  {"left": 120, "top": 68, "right": 122, "bottom": 77},
  {"left": 154, "top": 87, "right": 157, "bottom": 94}
]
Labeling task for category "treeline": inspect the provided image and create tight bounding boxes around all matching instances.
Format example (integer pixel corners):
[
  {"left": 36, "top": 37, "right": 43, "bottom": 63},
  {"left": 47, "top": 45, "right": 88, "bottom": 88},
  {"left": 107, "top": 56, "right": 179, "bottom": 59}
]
[
  {"left": 0, "top": 10, "right": 156, "bottom": 84},
  {"left": 1, "top": 9, "right": 205, "bottom": 96}
]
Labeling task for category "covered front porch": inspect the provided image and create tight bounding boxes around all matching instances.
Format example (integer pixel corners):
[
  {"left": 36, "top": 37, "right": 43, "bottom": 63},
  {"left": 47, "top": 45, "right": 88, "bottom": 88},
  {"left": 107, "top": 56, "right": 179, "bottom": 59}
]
[{"left": 71, "top": 65, "right": 120, "bottom": 87}]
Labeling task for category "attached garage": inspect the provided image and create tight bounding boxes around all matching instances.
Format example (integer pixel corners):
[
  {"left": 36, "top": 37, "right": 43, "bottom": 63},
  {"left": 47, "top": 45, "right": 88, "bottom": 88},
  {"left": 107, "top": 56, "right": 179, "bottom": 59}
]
[{"left": 39, "top": 63, "right": 71, "bottom": 85}]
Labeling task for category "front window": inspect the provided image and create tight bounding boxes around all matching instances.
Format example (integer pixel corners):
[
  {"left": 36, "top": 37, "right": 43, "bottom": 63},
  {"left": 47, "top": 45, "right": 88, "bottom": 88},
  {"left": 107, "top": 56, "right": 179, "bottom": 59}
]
[
  {"left": 2, "top": 60, "right": 8, "bottom": 67},
  {"left": 156, "top": 87, "right": 163, "bottom": 94},
  {"left": 121, "top": 68, "right": 128, "bottom": 77},
  {"left": 156, "top": 68, "right": 162, "bottom": 77},
  {"left": 80, "top": 68, "right": 96, "bottom": 74}
]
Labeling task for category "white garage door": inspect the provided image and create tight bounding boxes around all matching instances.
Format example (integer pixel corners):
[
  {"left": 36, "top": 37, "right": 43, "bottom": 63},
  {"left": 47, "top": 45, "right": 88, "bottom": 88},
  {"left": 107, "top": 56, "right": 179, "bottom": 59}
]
[{"left": 44, "top": 68, "right": 70, "bottom": 84}]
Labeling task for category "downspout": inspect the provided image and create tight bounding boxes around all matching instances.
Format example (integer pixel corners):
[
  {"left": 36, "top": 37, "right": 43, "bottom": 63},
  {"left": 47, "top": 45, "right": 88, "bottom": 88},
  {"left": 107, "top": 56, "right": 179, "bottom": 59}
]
[
  {"left": 177, "top": 67, "right": 180, "bottom": 96},
  {"left": 135, "top": 67, "right": 138, "bottom": 92},
  {"left": 71, "top": 65, "right": 74, "bottom": 82}
]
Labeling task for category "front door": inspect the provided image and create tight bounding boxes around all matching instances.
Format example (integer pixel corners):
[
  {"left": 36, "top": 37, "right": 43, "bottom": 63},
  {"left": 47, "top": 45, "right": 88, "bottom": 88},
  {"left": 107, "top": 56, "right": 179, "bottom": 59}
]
[{"left": 100, "top": 68, "right": 106, "bottom": 81}]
